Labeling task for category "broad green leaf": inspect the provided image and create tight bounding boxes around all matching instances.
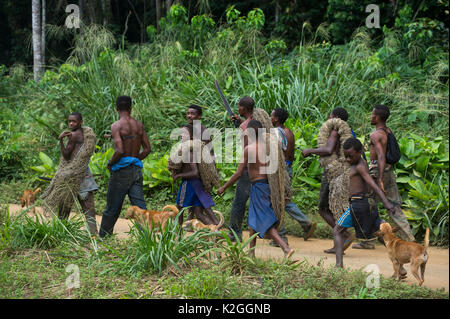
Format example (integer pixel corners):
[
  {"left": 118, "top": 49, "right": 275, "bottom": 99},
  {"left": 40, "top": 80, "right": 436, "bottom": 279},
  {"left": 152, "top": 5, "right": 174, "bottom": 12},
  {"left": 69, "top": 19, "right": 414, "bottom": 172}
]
[
  {"left": 39, "top": 152, "right": 54, "bottom": 168},
  {"left": 297, "top": 176, "right": 321, "bottom": 189},
  {"left": 31, "top": 165, "right": 46, "bottom": 173},
  {"left": 396, "top": 176, "right": 412, "bottom": 184},
  {"left": 415, "top": 155, "right": 430, "bottom": 173}
]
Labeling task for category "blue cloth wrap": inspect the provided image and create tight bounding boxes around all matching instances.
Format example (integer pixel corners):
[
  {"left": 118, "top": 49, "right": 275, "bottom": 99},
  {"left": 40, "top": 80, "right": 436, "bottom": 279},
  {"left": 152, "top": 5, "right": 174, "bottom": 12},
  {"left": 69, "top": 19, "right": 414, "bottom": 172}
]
[
  {"left": 248, "top": 181, "right": 279, "bottom": 238},
  {"left": 111, "top": 156, "right": 143, "bottom": 172}
]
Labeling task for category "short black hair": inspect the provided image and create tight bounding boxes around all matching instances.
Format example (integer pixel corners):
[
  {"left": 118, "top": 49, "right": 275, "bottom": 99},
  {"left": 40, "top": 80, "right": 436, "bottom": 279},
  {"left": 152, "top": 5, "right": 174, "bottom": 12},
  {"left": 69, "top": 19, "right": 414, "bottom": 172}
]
[
  {"left": 69, "top": 112, "right": 82, "bottom": 121},
  {"left": 246, "top": 119, "right": 263, "bottom": 138},
  {"left": 373, "top": 104, "right": 390, "bottom": 122},
  {"left": 343, "top": 137, "right": 363, "bottom": 152},
  {"left": 188, "top": 104, "right": 202, "bottom": 116},
  {"left": 239, "top": 96, "right": 255, "bottom": 112},
  {"left": 331, "top": 107, "right": 348, "bottom": 122},
  {"left": 116, "top": 96, "right": 132, "bottom": 111},
  {"left": 273, "top": 108, "right": 289, "bottom": 124}
]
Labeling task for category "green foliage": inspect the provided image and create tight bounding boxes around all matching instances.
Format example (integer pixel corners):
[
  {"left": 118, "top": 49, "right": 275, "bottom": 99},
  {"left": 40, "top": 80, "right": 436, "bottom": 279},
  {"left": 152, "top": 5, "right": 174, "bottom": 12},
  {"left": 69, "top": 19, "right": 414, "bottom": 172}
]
[
  {"left": 102, "top": 215, "right": 216, "bottom": 275},
  {"left": 0, "top": 207, "right": 91, "bottom": 250},
  {"left": 216, "top": 229, "right": 258, "bottom": 275},
  {"left": 395, "top": 134, "right": 449, "bottom": 244}
]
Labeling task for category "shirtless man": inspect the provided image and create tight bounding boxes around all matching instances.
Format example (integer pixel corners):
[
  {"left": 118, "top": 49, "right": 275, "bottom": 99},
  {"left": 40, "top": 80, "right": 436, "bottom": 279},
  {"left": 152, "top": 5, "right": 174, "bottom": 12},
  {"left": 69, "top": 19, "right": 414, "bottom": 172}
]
[
  {"left": 58, "top": 112, "right": 98, "bottom": 235},
  {"left": 301, "top": 107, "right": 355, "bottom": 253},
  {"left": 180, "top": 105, "right": 215, "bottom": 221},
  {"left": 335, "top": 137, "right": 394, "bottom": 268},
  {"left": 270, "top": 108, "right": 317, "bottom": 244},
  {"left": 174, "top": 124, "right": 219, "bottom": 226},
  {"left": 99, "top": 96, "right": 151, "bottom": 238},
  {"left": 226, "top": 96, "right": 254, "bottom": 241},
  {"left": 368, "top": 104, "right": 415, "bottom": 242},
  {"left": 218, "top": 120, "right": 294, "bottom": 258}
]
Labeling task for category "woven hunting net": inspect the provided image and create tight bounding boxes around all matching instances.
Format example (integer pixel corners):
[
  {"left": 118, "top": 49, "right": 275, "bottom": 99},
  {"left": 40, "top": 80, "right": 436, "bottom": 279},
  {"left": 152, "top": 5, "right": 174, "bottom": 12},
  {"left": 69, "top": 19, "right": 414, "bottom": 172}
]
[
  {"left": 252, "top": 108, "right": 291, "bottom": 230},
  {"left": 167, "top": 139, "right": 220, "bottom": 193},
  {"left": 41, "top": 127, "right": 97, "bottom": 216},
  {"left": 317, "top": 118, "right": 353, "bottom": 220}
]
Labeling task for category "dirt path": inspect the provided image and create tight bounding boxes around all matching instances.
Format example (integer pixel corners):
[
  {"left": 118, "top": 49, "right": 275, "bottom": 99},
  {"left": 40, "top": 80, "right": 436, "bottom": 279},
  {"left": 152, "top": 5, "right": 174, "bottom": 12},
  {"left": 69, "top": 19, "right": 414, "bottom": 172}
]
[{"left": 7, "top": 204, "right": 449, "bottom": 292}]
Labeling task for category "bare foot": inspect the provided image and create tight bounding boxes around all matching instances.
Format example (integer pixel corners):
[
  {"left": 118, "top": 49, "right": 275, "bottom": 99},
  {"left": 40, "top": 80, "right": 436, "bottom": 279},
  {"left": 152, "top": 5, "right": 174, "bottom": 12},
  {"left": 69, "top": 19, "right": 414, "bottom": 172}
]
[
  {"left": 324, "top": 248, "right": 345, "bottom": 255},
  {"left": 284, "top": 248, "right": 294, "bottom": 259}
]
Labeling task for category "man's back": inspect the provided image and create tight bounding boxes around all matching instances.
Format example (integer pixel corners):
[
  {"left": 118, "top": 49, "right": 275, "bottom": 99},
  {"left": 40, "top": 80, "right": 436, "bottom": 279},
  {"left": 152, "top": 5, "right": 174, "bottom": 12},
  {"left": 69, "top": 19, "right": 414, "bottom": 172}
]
[{"left": 111, "top": 116, "right": 149, "bottom": 159}]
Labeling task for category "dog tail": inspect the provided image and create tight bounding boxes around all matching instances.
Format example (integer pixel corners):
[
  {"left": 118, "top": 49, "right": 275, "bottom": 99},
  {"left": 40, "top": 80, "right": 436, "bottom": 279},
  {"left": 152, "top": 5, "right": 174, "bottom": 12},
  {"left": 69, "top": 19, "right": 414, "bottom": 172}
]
[
  {"left": 213, "top": 210, "right": 224, "bottom": 229},
  {"left": 423, "top": 228, "right": 430, "bottom": 252},
  {"left": 162, "top": 205, "right": 179, "bottom": 217},
  {"left": 33, "top": 187, "right": 41, "bottom": 195}
]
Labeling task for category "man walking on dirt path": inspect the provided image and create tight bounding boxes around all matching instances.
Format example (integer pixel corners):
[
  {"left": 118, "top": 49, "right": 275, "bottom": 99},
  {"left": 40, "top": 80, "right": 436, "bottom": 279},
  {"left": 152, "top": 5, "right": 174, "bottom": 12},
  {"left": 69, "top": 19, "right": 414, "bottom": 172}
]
[
  {"left": 367, "top": 104, "right": 415, "bottom": 243},
  {"left": 50, "top": 112, "right": 98, "bottom": 235},
  {"left": 301, "top": 107, "right": 355, "bottom": 254},
  {"left": 218, "top": 119, "right": 294, "bottom": 258},
  {"left": 270, "top": 108, "right": 317, "bottom": 245},
  {"left": 180, "top": 104, "right": 216, "bottom": 222},
  {"left": 99, "top": 96, "right": 152, "bottom": 238},
  {"left": 226, "top": 96, "right": 255, "bottom": 241},
  {"left": 335, "top": 137, "right": 394, "bottom": 268}
]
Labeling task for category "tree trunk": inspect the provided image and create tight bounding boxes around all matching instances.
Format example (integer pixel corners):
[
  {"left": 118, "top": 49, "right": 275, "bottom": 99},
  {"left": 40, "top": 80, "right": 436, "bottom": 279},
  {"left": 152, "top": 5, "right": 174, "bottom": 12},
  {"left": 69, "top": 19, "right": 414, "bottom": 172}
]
[
  {"left": 41, "top": 0, "right": 46, "bottom": 70},
  {"left": 155, "top": 0, "right": 161, "bottom": 32},
  {"left": 32, "top": 0, "right": 42, "bottom": 82},
  {"left": 275, "top": 0, "right": 280, "bottom": 24},
  {"left": 165, "top": 0, "right": 172, "bottom": 15}
]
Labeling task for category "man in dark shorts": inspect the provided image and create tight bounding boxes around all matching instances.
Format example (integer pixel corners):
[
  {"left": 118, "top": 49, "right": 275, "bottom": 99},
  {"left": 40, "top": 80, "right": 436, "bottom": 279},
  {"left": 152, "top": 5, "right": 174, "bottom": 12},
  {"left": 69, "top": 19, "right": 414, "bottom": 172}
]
[
  {"left": 301, "top": 107, "right": 355, "bottom": 253},
  {"left": 218, "top": 120, "right": 294, "bottom": 258},
  {"left": 334, "top": 137, "right": 394, "bottom": 268},
  {"left": 270, "top": 108, "right": 317, "bottom": 245},
  {"left": 99, "top": 96, "right": 152, "bottom": 238},
  {"left": 57, "top": 112, "right": 98, "bottom": 235}
]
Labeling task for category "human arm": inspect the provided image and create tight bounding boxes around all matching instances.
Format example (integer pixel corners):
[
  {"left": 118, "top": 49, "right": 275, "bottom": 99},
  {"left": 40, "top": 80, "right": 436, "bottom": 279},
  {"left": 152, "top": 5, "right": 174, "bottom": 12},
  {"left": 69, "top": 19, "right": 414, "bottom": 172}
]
[
  {"left": 59, "top": 131, "right": 75, "bottom": 160},
  {"left": 172, "top": 162, "right": 199, "bottom": 182},
  {"left": 302, "top": 130, "right": 339, "bottom": 158},
  {"left": 371, "top": 132, "right": 387, "bottom": 193},
  {"left": 138, "top": 123, "right": 151, "bottom": 161},
  {"left": 217, "top": 147, "right": 248, "bottom": 196},
  {"left": 357, "top": 163, "right": 394, "bottom": 212},
  {"left": 231, "top": 114, "right": 243, "bottom": 125},
  {"left": 107, "top": 124, "right": 124, "bottom": 171}
]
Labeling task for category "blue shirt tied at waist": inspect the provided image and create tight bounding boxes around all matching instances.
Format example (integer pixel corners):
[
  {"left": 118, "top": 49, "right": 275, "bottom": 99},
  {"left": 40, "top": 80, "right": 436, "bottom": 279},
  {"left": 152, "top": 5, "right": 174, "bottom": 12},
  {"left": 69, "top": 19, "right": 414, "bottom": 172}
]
[{"left": 111, "top": 156, "right": 143, "bottom": 172}]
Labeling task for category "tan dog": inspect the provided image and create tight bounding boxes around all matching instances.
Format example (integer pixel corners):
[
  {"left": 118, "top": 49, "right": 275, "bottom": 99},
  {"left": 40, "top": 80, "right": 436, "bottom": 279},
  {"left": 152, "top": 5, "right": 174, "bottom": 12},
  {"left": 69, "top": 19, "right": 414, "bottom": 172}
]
[
  {"left": 20, "top": 187, "right": 41, "bottom": 213},
  {"left": 375, "top": 222, "right": 429, "bottom": 286},
  {"left": 125, "top": 205, "right": 179, "bottom": 232},
  {"left": 182, "top": 210, "right": 224, "bottom": 232}
]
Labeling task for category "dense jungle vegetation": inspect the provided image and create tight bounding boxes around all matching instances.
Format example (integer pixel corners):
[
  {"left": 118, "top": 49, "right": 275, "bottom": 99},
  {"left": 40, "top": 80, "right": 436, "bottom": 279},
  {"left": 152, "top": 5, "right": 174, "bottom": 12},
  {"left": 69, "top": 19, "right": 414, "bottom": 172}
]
[{"left": 0, "top": 0, "right": 448, "bottom": 246}]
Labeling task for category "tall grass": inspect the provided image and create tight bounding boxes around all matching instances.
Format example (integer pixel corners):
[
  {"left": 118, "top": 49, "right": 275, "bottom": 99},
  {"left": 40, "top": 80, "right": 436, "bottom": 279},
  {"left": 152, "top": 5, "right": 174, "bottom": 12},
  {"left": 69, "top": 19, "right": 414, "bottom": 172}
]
[
  {"left": 0, "top": 206, "right": 91, "bottom": 250},
  {"left": 102, "top": 216, "right": 216, "bottom": 276}
]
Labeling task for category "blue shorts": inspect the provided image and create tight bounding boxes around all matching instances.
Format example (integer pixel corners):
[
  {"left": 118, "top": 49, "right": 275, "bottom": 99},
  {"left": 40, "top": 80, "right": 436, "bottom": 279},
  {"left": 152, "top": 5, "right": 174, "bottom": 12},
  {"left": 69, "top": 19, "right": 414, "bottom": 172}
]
[
  {"left": 176, "top": 179, "right": 215, "bottom": 209},
  {"left": 337, "top": 207, "right": 353, "bottom": 228}
]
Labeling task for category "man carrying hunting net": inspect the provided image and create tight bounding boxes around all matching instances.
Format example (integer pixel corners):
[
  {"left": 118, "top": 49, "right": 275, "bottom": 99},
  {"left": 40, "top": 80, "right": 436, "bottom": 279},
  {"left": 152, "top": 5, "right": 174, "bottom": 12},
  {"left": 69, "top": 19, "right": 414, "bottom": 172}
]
[
  {"left": 301, "top": 107, "right": 355, "bottom": 254},
  {"left": 218, "top": 119, "right": 294, "bottom": 258},
  {"left": 168, "top": 123, "right": 220, "bottom": 226},
  {"left": 41, "top": 112, "right": 98, "bottom": 235},
  {"left": 226, "top": 97, "right": 291, "bottom": 242}
]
